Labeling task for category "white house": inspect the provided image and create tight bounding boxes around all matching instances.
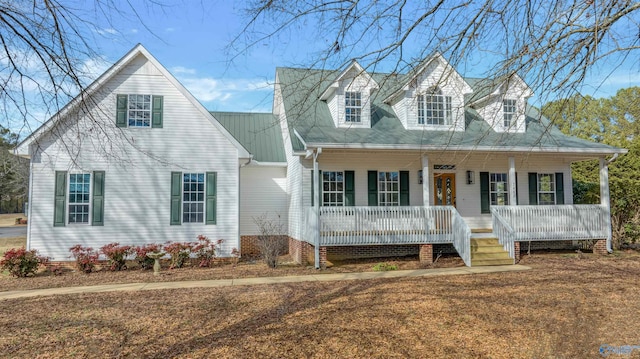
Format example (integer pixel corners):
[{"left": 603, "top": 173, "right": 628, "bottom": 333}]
[{"left": 15, "top": 45, "right": 626, "bottom": 267}]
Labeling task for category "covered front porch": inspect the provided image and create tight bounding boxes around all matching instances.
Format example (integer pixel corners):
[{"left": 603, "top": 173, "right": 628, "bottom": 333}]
[{"left": 298, "top": 150, "right": 616, "bottom": 268}]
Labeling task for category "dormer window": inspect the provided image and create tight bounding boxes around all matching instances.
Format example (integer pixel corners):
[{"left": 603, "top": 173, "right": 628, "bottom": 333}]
[
  {"left": 345, "top": 91, "right": 362, "bottom": 123},
  {"left": 418, "top": 87, "right": 452, "bottom": 125},
  {"left": 503, "top": 99, "right": 516, "bottom": 128}
]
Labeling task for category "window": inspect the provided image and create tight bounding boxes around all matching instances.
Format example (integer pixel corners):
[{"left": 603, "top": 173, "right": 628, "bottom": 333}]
[
  {"left": 378, "top": 171, "right": 399, "bottom": 206},
  {"left": 503, "top": 99, "right": 516, "bottom": 128},
  {"left": 68, "top": 173, "right": 91, "bottom": 223},
  {"left": 116, "top": 94, "right": 163, "bottom": 128},
  {"left": 323, "top": 171, "right": 344, "bottom": 206},
  {"left": 538, "top": 173, "right": 556, "bottom": 205},
  {"left": 128, "top": 94, "right": 151, "bottom": 127},
  {"left": 418, "top": 87, "right": 452, "bottom": 125},
  {"left": 183, "top": 173, "right": 205, "bottom": 223},
  {"left": 345, "top": 92, "right": 362, "bottom": 123},
  {"left": 490, "top": 173, "right": 509, "bottom": 206}
]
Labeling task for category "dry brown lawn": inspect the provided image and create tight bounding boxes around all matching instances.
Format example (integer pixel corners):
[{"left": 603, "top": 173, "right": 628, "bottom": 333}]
[
  {"left": 1, "top": 252, "right": 640, "bottom": 358},
  {"left": 0, "top": 236, "right": 26, "bottom": 257},
  {"left": 0, "top": 213, "right": 26, "bottom": 227}
]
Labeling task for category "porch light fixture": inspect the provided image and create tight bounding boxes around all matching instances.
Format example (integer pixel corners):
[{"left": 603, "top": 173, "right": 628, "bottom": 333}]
[
  {"left": 466, "top": 170, "right": 475, "bottom": 185},
  {"left": 418, "top": 170, "right": 423, "bottom": 184}
]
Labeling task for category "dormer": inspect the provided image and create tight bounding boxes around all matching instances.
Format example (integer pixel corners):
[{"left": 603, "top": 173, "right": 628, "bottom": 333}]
[
  {"left": 468, "top": 73, "right": 533, "bottom": 133},
  {"left": 320, "top": 61, "right": 378, "bottom": 128},
  {"left": 383, "top": 53, "right": 472, "bottom": 132}
]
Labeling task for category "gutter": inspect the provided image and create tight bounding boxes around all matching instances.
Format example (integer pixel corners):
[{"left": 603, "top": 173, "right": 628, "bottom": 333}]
[{"left": 238, "top": 156, "right": 253, "bottom": 258}]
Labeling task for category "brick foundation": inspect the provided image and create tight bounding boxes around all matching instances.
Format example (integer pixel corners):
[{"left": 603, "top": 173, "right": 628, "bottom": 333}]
[
  {"left": 288, "top": 237, "right": 328, "bottom": 268},
  {"left": 419, "top": 244, "right": 433, "bottom": 264},
  {"left": 593, "top": 239, "right": 608, "bottom": 255},
  {"left": 241, "top": 235, "right": 289, "bottom": 259}
]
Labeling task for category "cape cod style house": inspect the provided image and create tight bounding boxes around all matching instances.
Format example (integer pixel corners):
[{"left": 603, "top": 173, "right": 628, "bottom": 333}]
[{"left": 15, "top": 45, "right": 625, "bottom": 268}]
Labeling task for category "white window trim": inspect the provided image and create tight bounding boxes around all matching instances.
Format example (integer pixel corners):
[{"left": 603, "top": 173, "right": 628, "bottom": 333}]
[
  {"left": 489, "top": 173, "right": 509, "bottom": 206},
  {"left": 378, "top": 171, "right": 400, "bottom": 206},
  {"left": 128, "top": 94, "right": 152, "bottom": 128},
  {"left": 67, "top": 173, "right": 91, "bottom": 225},
  {"left": 503, "top": 98, "right": 517, "bottom": 129},
  {"left": 417, "top": 88, "right": 452, "bottom": 126},
  {"left": 182, "top": 172, "right": 205, "bottom": 224},
  {"left": 345, "top": 92, "right": 362, "bottom": 123},
  {"left": 537, "top": 173, "right": 556, "bottom": 205},
  {"left": 322, "top": 171, "right": 345, "bottom": 206}
]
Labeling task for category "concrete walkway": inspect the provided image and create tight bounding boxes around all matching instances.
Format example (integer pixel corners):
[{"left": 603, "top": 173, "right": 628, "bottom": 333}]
[{"left": 0, "top": 264, "right": 531, "bottom": 300}]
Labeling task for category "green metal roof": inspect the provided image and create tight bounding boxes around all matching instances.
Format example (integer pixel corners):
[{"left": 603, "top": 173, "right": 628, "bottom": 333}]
[
  {"left": 276, "top": 67, "right": 624, "bottom": 154},
  {"left": 212, "top": 112, "right": 286, "bottom": 163}
]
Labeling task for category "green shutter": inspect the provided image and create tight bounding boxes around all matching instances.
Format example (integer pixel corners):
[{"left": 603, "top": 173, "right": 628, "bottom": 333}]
[
  {"left": 206, "top": 172, "right": 217, "bottom": 225},
  {"left": 152, "top": 95, "right": 163, "bottom": 128},
  {"left": 528, "top": 173, "right": 538, "bottom": 205},
  {"left": 54, "top": 171, "right": 67, "bottom": 227},
  {"left": 555, "top": 172, "right": 564, "bottom": 204},
  {"left": 368, "top": 171, "right": 378, "bottom": 206},
  {"left": 170, "top": 172, "right": 182, "bottom": 225},
  {"left": 400, "top": 171, "right": 410, "bottom": 206},
  {"left": 91, "top": 171, "right": 105, "bottom": 226},
  {"left": 480, "top": 172, "right": 489, "bottom": 214},
  {"left": 344, "top": 171, "right": 355, "bottom": 206},
  {"left": 116, "top": 94, "right": 128, "bottom": 128}
]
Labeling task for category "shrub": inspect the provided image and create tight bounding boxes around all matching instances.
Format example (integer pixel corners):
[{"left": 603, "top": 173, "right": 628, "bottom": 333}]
[
  {"left": 253, "top": 213, "right": 287, "bottom": 268},
  {"left": 100, "top": 243, "right": 133, "bottom": 271},
  {"left": 133, "top": 243, "right": 162, "bottom": 270},
  {"left": 163, "top": 241, "right": 193, "bottom": 269},
  {"left": 69, "top": 245, "right": 99, "bottom": 273},
  {"left": 231, "top": 247, "right": 240, "bottom": 267},
  {"left": 192, "top": 235, "right": 223, "bottom": 268},
  {"left": 372, "top": 262, "right": 398, "bottom": 271},
  {"left": 0, "top": 247, "right": 49, "bottom": 277}
]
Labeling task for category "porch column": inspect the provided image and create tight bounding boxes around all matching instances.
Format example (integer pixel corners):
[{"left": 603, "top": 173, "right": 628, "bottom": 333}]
[
  {"left": 508, "top": 157, "right": 517, "bottom": 205},
  {"left": 422, "top": 155, "right": 430, "bottom": 206},
  {"left": 599, "top": 157, "right": 612, "bottom": 253},
  {"left": 313, "top": 148, "right": 322, "bottom": 268}
]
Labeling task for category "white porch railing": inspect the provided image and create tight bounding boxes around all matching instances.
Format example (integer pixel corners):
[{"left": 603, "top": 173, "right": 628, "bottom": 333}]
[
  {"left": 301, "top": 206, "right": 472, "bottom": 266},
  {"left": 491, "top": 204, "right": 609, "bottom": 258}
]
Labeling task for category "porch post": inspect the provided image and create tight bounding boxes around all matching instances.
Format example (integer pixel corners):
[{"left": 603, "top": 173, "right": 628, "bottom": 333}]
[
  {"left": 313, "top": 148, "right": 322, "bottom": 268},
  {"left": 599, "top": 157, "right": 613, "bottom": 253},
  {"left": 422, "top": 155, "right": 430, "bottom": 206},
  {"left": 508, "top": 157, "right": 517, "bottom": 205}
]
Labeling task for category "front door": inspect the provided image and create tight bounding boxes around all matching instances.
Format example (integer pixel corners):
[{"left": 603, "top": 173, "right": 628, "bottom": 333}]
[{"left": 433, "top": 173, "right": 456, "bottom": 207}]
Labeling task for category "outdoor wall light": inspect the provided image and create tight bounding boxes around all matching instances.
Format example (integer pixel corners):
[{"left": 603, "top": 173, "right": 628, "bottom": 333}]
[
  {"left": 418, "top": 170, "right": 423, "bottom": 184},
  {"left": 466, "top": 170, "right": 475, "bottom": 185}
]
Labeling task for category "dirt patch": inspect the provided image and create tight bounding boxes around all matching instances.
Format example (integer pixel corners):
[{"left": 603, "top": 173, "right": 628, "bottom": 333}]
[{"left": 1, "top": 254, "right": 639, "bottom": 358}]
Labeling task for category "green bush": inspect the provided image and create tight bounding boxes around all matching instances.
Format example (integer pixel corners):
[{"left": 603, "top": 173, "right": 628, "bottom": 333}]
[{"left": 372, "top": 262, "right": 398, "bottom": 271}]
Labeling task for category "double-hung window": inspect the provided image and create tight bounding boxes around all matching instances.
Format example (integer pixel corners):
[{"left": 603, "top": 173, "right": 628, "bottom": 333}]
[
  {"left": 68, "top": 173, "right": 91, "bottom": 223},
  {"left": 503, "top": 99, "right": 516, "bottom": 128},
  {"left": 538, "top": 173, "right": 556, "bottom": 205},
  {"left": 170, "top": 172, "right": 217, "bottom": 225},
  {"left": 322, "top": 171, "right": 344, "bottom": 206},
  {"left": 418, "top": 87, "right": 452, "bottom": 125},
  {"left": 378, "top": 171, "right": 399, "bottom": 206},
  {"left": 489, "top": 173, "right": 509, "bottom": 206},
  {"left": 345, "top": 92, "right": 362, "bottom": 123},
  {"left": 116, "top": 94, "right": 163, "bottom": 128}
]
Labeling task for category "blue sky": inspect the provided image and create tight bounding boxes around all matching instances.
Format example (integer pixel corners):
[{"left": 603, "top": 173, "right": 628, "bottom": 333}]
[
  {"left": 83, "top": 1, "right": 638, "bottom": 112},
  {"left": 7, "top": 1, "right": 639, "bottom": 137}
]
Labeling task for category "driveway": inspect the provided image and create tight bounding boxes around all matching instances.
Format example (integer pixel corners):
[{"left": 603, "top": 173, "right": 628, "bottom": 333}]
[{"left": 0, "top": 226, "right": 27, "bottom": 238}]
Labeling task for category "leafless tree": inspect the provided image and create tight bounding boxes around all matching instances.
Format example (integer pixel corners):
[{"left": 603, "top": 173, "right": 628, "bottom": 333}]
[{"left": 253, "top": 212, "right": 288, "bottom": 268}]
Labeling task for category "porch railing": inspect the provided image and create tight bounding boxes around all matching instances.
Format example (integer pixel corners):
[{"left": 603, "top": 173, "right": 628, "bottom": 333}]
[{"left": 301, "top": 206, "right": 472, "bottom": 266}]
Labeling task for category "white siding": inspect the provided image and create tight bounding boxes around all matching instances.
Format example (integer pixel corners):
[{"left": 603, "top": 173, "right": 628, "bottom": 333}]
[
  {"left": 473, "top": 78, "right": 532, "bottom": 134},
  {"left": 27, "top": 54, "right": 242, "bottom": 260},
  {"left": 239, "top": 166, "right": 288, "bottom": 235}
]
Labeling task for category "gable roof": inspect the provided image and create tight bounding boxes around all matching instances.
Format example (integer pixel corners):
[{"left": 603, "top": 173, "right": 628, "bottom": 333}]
[
  {"left": 276, "top": 66, "right": 625, "bottom": 156},
  {"left": 15, "top": 44, "right": 251, "bottom": 159},
  {"left": 319, "top": 60, "right": 378, "bottom": 100},
  {"left": 212, "top": 111, "right": 285, "bottom": 163},
  {"left": 466, "top": 73, "right": 533, "bottom": 106}
]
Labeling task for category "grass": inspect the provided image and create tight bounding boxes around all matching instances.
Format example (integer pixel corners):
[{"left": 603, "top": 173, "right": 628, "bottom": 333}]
[
  {"left": 0, "top": 213, "right": 26, "bottom": 227},
  {"left": 1, "top": 253, "right": 640, "bottom": 358},
  {"left": 0, "top": 237, "right": 26, "bottom": 257}
]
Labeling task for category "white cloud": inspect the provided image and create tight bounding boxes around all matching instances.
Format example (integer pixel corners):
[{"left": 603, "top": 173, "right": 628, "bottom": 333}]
[
  {"left": 96, "top": 28, "right": 118, "bottom": 35},
  {"left": 165, "top": 27, "right": 175, "bottom": 33},
  {"left": 130, "top": 28, "right": 139, "bottom": 34},
  {"left": 171, "top": 66, "right": 197, "bottom": 75}
]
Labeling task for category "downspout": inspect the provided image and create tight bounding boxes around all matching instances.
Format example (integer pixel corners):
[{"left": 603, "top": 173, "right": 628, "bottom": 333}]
[
  {"left": 238, "top": 157, "right": 252, "bottom": 257},
  {"left": 313, "top": 148, "right": 322, "bottom": 269},
  {"left": 604, "top": 153, "right": 619, "bottom": 253}
]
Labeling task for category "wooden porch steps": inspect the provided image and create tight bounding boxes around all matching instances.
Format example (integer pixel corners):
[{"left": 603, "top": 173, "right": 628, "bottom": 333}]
[{"left": 470, "top": 236, "right": 513, "bottom": 266}]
